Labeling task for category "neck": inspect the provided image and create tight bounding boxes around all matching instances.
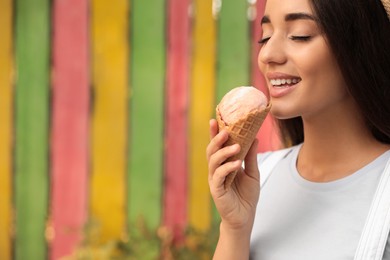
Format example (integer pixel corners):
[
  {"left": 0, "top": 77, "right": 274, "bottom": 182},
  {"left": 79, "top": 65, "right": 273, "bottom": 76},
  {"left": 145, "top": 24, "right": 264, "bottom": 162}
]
[{"left": 297, "top": 100, "right": 389, "bottom": 182}]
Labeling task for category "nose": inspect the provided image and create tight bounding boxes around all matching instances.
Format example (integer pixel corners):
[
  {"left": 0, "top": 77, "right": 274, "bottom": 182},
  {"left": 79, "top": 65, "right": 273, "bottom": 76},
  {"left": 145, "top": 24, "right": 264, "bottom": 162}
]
[{"left": 258, "top": 35, "right": 287, "bottom": 66}]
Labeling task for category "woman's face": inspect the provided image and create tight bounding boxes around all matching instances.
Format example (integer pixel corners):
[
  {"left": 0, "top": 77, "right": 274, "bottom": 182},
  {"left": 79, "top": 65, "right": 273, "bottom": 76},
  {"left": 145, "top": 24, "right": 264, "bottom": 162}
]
[{"left": 258, "top": 0, "right": 350, "bottom": 120}]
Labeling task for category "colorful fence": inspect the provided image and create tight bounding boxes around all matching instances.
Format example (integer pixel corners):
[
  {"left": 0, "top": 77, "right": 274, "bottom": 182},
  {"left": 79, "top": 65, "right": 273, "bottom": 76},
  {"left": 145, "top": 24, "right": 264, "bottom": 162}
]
[{"left": 0, "top": 0, "right": 281, "bottom": 259}]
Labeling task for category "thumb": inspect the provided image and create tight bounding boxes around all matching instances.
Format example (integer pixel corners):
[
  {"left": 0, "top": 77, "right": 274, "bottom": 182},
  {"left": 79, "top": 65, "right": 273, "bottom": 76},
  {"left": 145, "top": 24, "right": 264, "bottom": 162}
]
[{"left": 244, "top": 138, "right": 260, "bottom": 180}]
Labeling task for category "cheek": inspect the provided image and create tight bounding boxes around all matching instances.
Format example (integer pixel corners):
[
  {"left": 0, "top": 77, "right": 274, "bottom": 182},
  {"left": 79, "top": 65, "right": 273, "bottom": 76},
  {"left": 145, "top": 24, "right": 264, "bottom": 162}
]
[
  {"left": 294, "top": 45, "right": 330, "bottom": 75},
  {"left": 295, "top": 42, "right": 343, "bottom": 93},
  {"left": 298, "top": 50, "right": 349, "bottom": 113},
  {"left": 257, "top": 53, "right": 266, "bottom": 74}
]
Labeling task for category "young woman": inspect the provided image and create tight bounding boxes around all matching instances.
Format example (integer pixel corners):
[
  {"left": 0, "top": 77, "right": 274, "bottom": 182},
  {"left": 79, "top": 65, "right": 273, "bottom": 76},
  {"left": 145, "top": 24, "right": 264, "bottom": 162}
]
[{"left": 207, "top": 0, "right": 390, "bottom": 259}]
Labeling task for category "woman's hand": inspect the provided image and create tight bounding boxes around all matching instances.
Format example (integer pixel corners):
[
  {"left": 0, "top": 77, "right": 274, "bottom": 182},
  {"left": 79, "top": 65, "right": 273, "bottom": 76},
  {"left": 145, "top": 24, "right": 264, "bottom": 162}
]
[{"left": 207, "top": 119, "right": 260, "bottom": 231}]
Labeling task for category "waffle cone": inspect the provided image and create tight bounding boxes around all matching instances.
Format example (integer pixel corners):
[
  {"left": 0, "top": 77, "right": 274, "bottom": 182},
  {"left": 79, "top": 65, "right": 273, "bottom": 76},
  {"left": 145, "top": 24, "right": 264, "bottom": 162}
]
[{"left": 216, "top": 103, "right": 271, "bottom": 190}]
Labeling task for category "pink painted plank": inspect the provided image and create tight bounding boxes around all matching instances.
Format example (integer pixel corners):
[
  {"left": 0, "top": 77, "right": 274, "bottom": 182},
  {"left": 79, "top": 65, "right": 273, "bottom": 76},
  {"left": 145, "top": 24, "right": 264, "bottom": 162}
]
[
  {"left": 252, "top": 0, "right": 281, "bottom": 151},
  {"left": 50, "top": 0, "right": 89, "bottom": 258},
  {"left": 163, "top": 0, "right": 191, "bottom": 242}
]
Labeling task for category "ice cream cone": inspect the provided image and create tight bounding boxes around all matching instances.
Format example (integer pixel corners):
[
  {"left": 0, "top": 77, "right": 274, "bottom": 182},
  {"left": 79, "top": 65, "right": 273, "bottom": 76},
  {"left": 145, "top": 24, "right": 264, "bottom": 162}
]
[{"left": 216, "top": 103, "right": 271, "bottom": 190}]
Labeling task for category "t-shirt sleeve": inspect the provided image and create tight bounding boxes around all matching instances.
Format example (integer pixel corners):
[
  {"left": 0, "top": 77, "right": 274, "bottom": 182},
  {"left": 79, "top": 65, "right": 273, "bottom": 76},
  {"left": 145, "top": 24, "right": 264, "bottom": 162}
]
[{"left": 257, "top": 151, "right": 273, "bottom": 166}]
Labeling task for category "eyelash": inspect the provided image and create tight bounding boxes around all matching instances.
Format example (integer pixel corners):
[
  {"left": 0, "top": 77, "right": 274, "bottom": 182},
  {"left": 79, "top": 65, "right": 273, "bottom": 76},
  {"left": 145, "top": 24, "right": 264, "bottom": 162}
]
[
  {"left": 258, "top": 37, "right": 270, "bottom": 45},
  {"left": 290, "top": 36, "right": 311, "bottom": 41},
  {"left": 258, "top": 35, "right": 311, "bottom": 45}
]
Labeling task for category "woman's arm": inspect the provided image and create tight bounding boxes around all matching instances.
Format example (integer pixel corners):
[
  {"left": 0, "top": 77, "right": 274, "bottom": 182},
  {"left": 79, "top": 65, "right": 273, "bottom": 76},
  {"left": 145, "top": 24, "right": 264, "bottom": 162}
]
[
  {"left": 213, "top": 220, "right": 254, "bottom": 260},
  {"left": 207, "top": 119, "right": 260, "bottom": 259}
]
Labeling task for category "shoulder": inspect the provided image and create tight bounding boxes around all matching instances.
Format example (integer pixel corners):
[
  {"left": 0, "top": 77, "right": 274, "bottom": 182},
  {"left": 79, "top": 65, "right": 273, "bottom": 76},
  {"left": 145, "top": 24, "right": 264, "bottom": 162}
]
[
  {"left": 256, "top": 145, "right": 301, "bottom": 187},
  {"left": 256, "top": 144, "right": 300, "bottom": 167}
]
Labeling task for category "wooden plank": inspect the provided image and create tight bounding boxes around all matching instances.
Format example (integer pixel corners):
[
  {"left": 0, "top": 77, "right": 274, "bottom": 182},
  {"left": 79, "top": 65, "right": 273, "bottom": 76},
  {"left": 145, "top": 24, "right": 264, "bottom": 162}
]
[
  {"left": 250, "top": 0, "right": 266, "bottom": 96},
  {"left": 0, "top": 0, "right": 13, "bottom": 258},
  {"left": 215, "top": 0, "right": 250, "bottom": 102},
  {"left": 163, "top": 0, "right": 190, "bottom": 241},
  {"left": 15, "top": 0, "right": 50, "bottom": 259},
  {"left": 90, "top": 0, "right": 128, "bottom": 241},
  {"left": 128, "top": 0, "right": 165, "bottom": 230},
  {"left": 251, "top": 0, "right": 281, "bottom": 152},
  {"left": 213, "top": 0, "right": 250, "bottom": 222},
  {"left": 189, "top": 0, "right": 216, "bottom": 232},
  {"left": 50, "top": 0, "right": 89, "bottom": 258}
]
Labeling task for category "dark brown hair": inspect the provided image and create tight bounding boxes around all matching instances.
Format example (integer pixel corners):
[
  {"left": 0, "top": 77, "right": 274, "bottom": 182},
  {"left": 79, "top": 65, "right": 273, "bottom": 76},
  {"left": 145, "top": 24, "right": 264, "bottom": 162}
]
[{"left": 278, "top": 0, "right": 390, "bottom": 146}]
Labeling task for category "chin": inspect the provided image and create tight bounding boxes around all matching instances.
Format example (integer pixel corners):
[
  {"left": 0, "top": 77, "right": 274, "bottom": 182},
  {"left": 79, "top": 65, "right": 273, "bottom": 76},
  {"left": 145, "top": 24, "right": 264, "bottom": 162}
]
[{"left": 269, "top": 105, "right": 300, "bottom": 120}]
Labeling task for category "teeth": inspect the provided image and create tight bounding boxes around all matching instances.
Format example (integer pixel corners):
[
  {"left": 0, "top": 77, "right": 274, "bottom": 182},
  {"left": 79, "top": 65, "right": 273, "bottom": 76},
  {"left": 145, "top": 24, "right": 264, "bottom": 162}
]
[{"left": 270, "top": 78, "right": 300, "bottom": 86}]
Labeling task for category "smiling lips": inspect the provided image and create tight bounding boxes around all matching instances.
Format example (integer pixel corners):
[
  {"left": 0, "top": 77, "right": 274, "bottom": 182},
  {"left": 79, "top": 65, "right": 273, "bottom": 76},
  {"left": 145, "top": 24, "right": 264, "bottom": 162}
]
[
  {"left": 270, "top": 78, "right": 301, "bottom": 87},
  {"left": 267, "top": 74, "right": 302, "bottom": 98}
]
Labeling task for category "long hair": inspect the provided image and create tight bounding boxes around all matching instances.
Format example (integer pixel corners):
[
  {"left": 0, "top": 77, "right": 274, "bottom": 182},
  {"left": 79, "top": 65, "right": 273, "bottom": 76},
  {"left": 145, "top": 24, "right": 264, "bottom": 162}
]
[{"left": 278, "top": 0, "right": 390, "bottom": 146}]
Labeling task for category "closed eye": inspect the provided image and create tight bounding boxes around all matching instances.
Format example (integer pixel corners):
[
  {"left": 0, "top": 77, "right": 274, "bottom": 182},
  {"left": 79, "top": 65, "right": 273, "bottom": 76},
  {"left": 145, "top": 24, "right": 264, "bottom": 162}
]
[
  {"left": 290, "top": 35, "right": 311, "bottom": 41},
  {"left": 258, "top": 37, "right": 271, "bottom": 45}
]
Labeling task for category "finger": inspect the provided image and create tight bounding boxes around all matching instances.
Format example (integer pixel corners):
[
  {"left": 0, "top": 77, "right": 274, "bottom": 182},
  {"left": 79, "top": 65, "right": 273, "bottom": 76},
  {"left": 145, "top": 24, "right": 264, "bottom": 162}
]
[
  {"left": 206, "top": 129, "right": 229, "bottom": 161},
  {"left": 210, "top": 160, "right": 242, "bottom": 188},
  {"left": 243, "top": 138, "right": 260, "bottom": 180},
  {"left": 208, "top": 144, "right": 240, "bottom": 178},
  {"left": 209, "top": 119, "right": 218, "bottom": 140}
]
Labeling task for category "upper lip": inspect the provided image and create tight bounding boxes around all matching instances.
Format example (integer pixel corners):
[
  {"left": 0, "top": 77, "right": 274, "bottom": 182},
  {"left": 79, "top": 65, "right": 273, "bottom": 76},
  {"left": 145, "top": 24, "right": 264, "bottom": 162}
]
[{"left": 266, "top": 72, "right": 301, "bottom": 80}]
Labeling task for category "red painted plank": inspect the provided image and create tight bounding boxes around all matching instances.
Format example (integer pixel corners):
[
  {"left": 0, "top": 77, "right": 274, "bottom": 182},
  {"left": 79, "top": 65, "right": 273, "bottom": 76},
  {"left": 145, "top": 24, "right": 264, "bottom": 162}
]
[
  {"left": 163, "top": 0, "right": 190, "bottom": 242},
  {"left": 50, "top": 0, "right": 89, "bottom": 258},
  {"left": 252, "top": 0, "right": 281, "bottom": 151}
]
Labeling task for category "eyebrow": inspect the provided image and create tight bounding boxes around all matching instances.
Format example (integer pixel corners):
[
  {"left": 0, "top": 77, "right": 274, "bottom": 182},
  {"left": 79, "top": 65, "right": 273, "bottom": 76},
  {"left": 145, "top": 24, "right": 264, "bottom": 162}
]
[{"left": 261, "top": 12, "right": 316, "bottom": 24}]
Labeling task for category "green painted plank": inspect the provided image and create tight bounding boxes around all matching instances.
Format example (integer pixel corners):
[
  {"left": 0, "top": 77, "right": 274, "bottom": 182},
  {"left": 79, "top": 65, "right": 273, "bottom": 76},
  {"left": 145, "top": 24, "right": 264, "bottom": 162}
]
[
  {"left": 15, "top": 0, "right": 50, "bottom": 259},
  {"left": 128, "top": 0, "right": 165, "bottom": 231},
  {"left": 213, "top": 1, "right": 251, "bottom": 222},
  {"left": 215, "top": 1, "right": 250, "bottom": 102}
]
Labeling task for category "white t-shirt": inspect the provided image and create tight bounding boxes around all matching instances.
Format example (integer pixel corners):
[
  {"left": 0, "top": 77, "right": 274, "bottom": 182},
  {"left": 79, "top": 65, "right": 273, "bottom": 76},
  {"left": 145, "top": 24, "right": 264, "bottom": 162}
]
[{"left": 250, "top": 144, "right": 390, "bottom": 260}]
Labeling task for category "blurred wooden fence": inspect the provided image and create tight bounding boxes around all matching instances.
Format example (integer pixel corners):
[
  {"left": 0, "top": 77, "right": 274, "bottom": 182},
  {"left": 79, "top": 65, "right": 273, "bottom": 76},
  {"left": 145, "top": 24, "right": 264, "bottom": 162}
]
[{"left": 0, "top": 0, "right": 280, "bottom": 259}]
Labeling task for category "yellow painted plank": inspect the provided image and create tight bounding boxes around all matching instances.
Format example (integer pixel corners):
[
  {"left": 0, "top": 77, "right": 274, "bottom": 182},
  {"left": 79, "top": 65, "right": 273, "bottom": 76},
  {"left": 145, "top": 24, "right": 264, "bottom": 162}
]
[
  {"left": 189, "top": 0, "right": 216, "bottom": 231},
  {"left": 0, "top": 0, "right": 13, "bottom": 258},
  {"left": 90, "top": 0, "right": 129, "bottom": 241}
]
